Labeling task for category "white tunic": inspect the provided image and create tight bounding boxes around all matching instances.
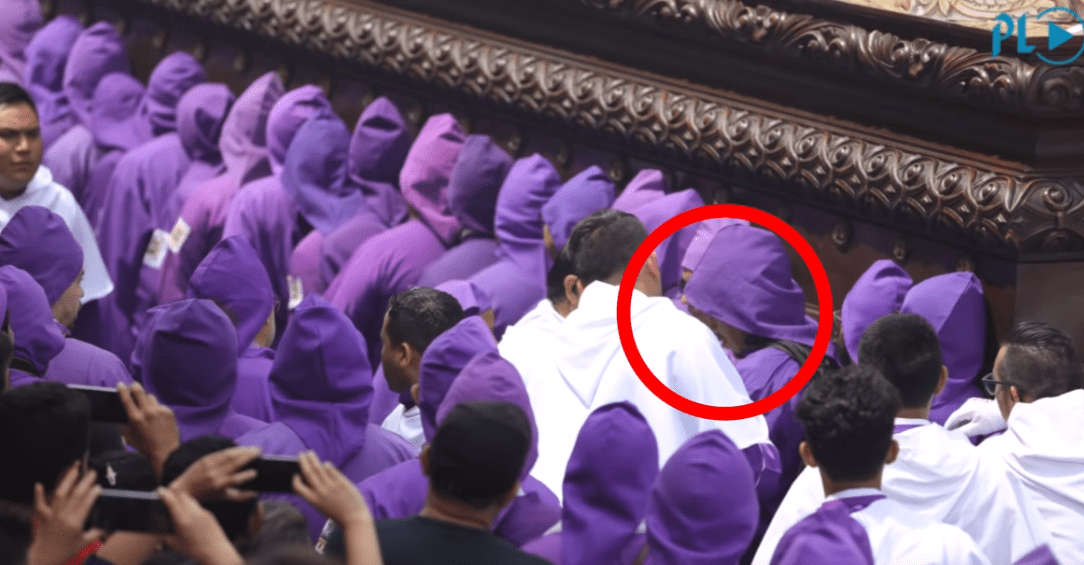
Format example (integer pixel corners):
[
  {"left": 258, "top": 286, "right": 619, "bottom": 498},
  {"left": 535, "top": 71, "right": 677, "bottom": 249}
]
[
  {"left": 0, "top": 166, "right": 113, "bottom": 301},
  {"left": 520, "top": 281, "right": 772, "bottom": 500},
  {"left": 755, "top": 418, "right": 1051, "bottom": 565},
  {"left": 380, "top": 404, "right": 424, "bottom": 449},
  {"left": 978, "top": 389, "right": 1084, "bottom": 565}
]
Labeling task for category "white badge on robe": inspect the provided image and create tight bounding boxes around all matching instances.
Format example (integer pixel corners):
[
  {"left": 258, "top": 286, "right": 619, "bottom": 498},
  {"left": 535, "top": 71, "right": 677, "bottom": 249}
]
[
  {"left": 287, "top": 275, "right": 304, "bottom": 310},
  {"left": 143, "top": 229, "right": 170, "bottom": 269},
  {"left": 167, "top": 217, "right": 191, "bottom": 254}
]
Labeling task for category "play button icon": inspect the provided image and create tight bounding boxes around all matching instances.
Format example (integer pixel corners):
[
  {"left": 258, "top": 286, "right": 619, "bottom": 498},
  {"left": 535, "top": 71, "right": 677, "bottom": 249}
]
[{"left": 1049, "top": 20, "right": 1075, "bottom": 50}]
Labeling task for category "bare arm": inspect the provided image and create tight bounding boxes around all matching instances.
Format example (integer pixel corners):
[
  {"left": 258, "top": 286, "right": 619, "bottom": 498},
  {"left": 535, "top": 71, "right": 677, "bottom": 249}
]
[{"left": 293, "top": 452, "right": 384, "bottom": 565}]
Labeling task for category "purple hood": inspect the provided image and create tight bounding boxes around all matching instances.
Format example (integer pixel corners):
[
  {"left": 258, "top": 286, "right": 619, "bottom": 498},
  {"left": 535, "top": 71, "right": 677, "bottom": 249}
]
[
  {"left": 90, "top": 72, "right": 150, "bottom": 152},
  {"left": 680, "top": 218, "right": 750, "bottom": 273},
  {"left": 177, "top": 82, "right": 232, "bottom": 164},
  {"left": 542, "top": 165, "right": 615, "bottom": 250},
  {"left": 280, "top": 110, "right": 364, "bottom": 235},
  {"left": 137, "top": 51, "right": 207, "bottom": 137},
  {"left": 629, "top": 188, "right": 704, "bottom": 297},
  {"left": 841, "top": 259, "right": 913, "bottom": 363},
  {"left": 24, "top": 16, "right": 82, "bottom": 147},
  {"left": 398, "top": 113, "right": 466, "bottom": 245},
  {"left": 613, "top": 169, "right": 667, "bottom": 212},
  {"left": 0, "top": 0, "right": 43, "bottom": 85},
  {"left": 220, "top": 72, "right": 284, "bottom": 178},
  {"left": 266, "top": 85, "right": 332, "bottom": 176},
  {"left": 347, "top": 97, "right": 412, "bottom": 228},
  {"left": 186, "top": 236, "right": 275, "bottom": 352},
  {"left": 447, "top": 135, "right": 512, "bottom": 237},
  {"left": 0, "top": 266, "right": 65, "bottom": 376},
  {"left": 417, "top": 316, "right": 499, "bottom": 442},
  {"left": 0, "top": 206, "right": 82, "bottom": 305},
  {"left": 62, "top": 22, "right": 129, "bottom": 128},
  {"left": 434, "top": 280, "right": 491, "bottom": 317}
]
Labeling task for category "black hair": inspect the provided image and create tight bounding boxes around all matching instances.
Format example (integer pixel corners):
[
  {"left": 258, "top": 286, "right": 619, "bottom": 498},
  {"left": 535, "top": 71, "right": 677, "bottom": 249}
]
[
  {"left": 242, "top": 501, "right": 311, "bottom": 558},
  {"left": 795, "top": 365, "right": 901, "bottom": 482},
  {"left": 0, "top": 83, "right": 37, "bottom": 117},
  {"left": 546, "top": 246, "right": 575, "bottom": 303},
  {"left": 0, "top": 501, "right": 31, "bottom": 565},
  {"left": 0, "top": 382, "right": 91, "bottom": 505},
  {"left": 858, "top": 314, "right": 943, "bottom": 408},
  {"left": 160, "top": 435, "right": 257, "bottom": 542},
  {"left": 565, "top": 209, "right": 647, "bottom": 287},
  {"left": 1000, "top": 321, "right": 1084, "bottom": 400},
  {"left": 386, "top": 287, "right": 465, "bottom": 354}
]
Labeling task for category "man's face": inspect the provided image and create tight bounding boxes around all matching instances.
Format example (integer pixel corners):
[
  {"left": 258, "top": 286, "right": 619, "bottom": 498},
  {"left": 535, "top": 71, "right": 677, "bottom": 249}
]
[
  {"left": 0, "top": 102, "right": 42, "bottom": 196},
  {"left": 380, "top": 311, "right": 411, "bottom": 393}
]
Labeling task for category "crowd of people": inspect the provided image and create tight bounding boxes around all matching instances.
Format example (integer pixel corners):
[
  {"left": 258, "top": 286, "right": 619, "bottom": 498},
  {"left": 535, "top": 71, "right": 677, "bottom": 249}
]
[{"left": 0, "top": 5, "right": 1081, "bottom": 565}]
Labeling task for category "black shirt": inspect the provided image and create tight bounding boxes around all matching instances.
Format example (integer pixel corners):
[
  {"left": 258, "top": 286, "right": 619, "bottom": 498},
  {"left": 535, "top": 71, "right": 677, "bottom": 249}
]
[{"left": 318, "top": 516, "right": 552, "bottom": 565}]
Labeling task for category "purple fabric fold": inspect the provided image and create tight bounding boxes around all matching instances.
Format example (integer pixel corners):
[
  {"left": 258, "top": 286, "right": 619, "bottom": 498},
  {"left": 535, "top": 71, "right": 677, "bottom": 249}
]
[
  {"left": 613, "top": 169, "right": 667, "bottom": 213},
  {"left": 841, "top": 260, "right": 912, "bottom": 363},
  {"left": 542, "top": 165, "right": 615, "bottom": 250},
  {"left": 25, "top": 16, "right": 82, "bottom": 148}
]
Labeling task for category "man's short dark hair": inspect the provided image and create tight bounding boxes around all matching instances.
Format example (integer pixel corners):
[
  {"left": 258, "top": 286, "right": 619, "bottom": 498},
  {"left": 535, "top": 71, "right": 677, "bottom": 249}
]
[
  {"left": 795, "top": 365, "right": 901, "bottom": 483},
  {"left": 161, "top": 435, "right": 257, "bottom": 541},
  {"left": 565, "top": 209, "right": 647, "bottom": 287},
  {"left": 0, "top": 501, "right": 31, "bottom": 565},
  {"left": 1000, "top": 321, "right": 1084, "bottom": 400},
  {"left": 858, "top": 314, "right": 943, "bottom": 408},
  {"left": 0, "top": 82, "right": 37, "bottom": 116},
  {"left": 242, "top": 501, "right": 311, "bottom": 557},
  {"left": 0, "top": 382, "right": 91, "bottom": 504},
  {"left": 386, "top": 287, "right": 465, "bottom": 353},
  {"left": 428, "top": 401, "right": 531, "bottom": 509},
  {"left": 546, "top": 246, "right": 575, "bottom": 302}
]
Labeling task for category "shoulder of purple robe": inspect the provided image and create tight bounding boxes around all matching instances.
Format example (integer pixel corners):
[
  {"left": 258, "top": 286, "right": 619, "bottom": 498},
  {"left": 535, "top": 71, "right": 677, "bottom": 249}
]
[
  {"left": 318, "top": 209, "right": 388, "bottom": 288},
  {"left": 769, "top": 502, "right": 875, "bottom": 565},
  {"left": 522, "top": 533, "right": 562, "bottom": 564},
  {"left": 234, "top": 351, "right": 275, "bottom": 422},
  {"left": 494, "top": 475, "right": 562, "bottom": 548},
  {"left": 470, "top": 259, "right": 544, "bottom": 339},
  {"left": 218, "top": 411, "right": 271, "bottom": 441},
  {"left": 235, "top": 420, "right": 308, "bottom": 456},
  {"left": 45, "top": 337, "right": 133, "bottom": 388},
  {"left": 8, "top": 368, "right": 39, "bottom": 388},
  {"left": 416, "top": 238, "right": 500, "bottom": 288},
  {"left": 356, "top": 459, "right": 428, "bottom": 520},
  {"left": 339, "top": 423, "right": 419, "bottom": 483}
]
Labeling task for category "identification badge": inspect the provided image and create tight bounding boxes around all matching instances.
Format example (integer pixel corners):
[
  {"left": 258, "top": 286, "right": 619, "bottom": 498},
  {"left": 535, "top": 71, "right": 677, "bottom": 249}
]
[
  {"left": 143, "top": 229, "right": 169, "bottom": 269},
  {"left": 168, "top": 217, "right": 191, "bottom": 253},
  {"left": 288, "top": 275, "right": 304, "bottom": 310}
]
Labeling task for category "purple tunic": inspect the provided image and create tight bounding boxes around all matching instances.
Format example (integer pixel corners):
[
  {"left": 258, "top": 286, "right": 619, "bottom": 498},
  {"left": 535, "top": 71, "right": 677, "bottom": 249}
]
[
  {"left": 643, "top": 430, "right": 759, "bottom": 565},
  {"left": 468, "top": 155, "right": 562, "bottom": 339},
  {"left": 523, "top": 402, "right": 659, "bottom": 565},
  {"left": 236, "top": 294, "right": 416, "bottom": 540},
  {"left": 359, "top": 350, "right": 560, "bottom": 547},
  {"left": 417, "top": 135, "right": 512, "bottom": 287},
  {"left": 541, "top": 165, "right": 615, "bottom": 250},
  {"left": 0, "top": 0, "right": 42, "bottom": 86},
  {"left": 94, "top": 81, "right": 227, "bottom": 365},
  {"left": 186, "top": 236, "right": 277, "bottom": 422},
  {"left": 840, "top": 260, "right": 912, "bottom": 363},
  {"left": 683, "top": 224, "right": 831, "bottom": 519},
  {"left": 900, "top": 272, "right": 986, "bottom": 425},
  {"left": 222, "top": 85, "right": 332, "bottom": 335},
  {"left": 41, "top": 22, "right": 129, "bottom": 200},
  {"left": 24, "top": 16, "right": 82, "bottom": 148},
  {"left": 141, "top": 298, "right": 267, "bottom": 442},
  {"left": 82, "top": 73, "right": 151, "bottom": 227},
  {"left": 325, "top": 114, "right": 466, "bottom": 365},
  {"left": 629, "top": 188, "right": 703, "bottom": 304},
  {"left": 0, "top": 266, "right": 65, "bottom": 386},
  {"left": 156, "top": 72, "right": 284, "bottom": 304},
  {"left": 612, "top": 169, "right": 667, "bottom": 213},
  {"left": 769, "top": 496, "right": 877, "bottom": 565}
]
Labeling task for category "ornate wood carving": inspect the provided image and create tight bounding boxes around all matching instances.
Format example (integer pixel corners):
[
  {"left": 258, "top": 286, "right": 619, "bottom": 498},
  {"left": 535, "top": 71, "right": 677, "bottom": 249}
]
[
  {"left": 577, "top": 0, "right": 1084, "bottom": 116},
  {"left": 115, "top": 0, "right": 1084, "bottom": 259}
]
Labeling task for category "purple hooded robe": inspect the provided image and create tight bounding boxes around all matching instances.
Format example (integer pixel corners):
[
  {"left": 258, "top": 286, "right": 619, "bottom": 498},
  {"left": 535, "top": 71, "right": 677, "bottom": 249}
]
[
  {"left": 0, "top": 266, "right": 65, "bottom": 388},
  {"left": 0, "top": 0, "right": 43, "bottom": 86},
  {"left": 93, "top": 79, "right": 228, "bottom": 364},
  {"left": 840, "top": 259, "right": 913, "bottom": 364},
  {"left": 235, "top": 294, "right": 416, "bottom": 540},
  {"left": 325, "top": 114, "right": 465, "bottom": 367},
  {"left": 612, "top": 169, "right": 667, "bottom": 213},
  {"left": 358, "top": 349, "right": 561, "bottom": 548},
  {"left": 680, "top": 218, "right": 750, "bottom": 275},
  {"left": 299, "top": 97, "right": 412, "bottom": 295},
  {"left": 24, "top": 16, "right": 83, "bottom": 148},
  {"left": 683, "top": 224, "right": 833, "bottom": 519},
  {"left": 521, "top": 402, "right": 659, "bottom": 565},
  {"left": 415, "top": 135, "right": 513, "bottom": 287},
  {"left": 156, "top": 72, "right": 284, "bottom": 304},
  {"left": 628, "top": 188, "right": 704, "bottom": 306},
  {"left": 41, "top": 22, "right": 129, "bottom": 201},
  {"left": 221, "top": 85, "right": 331, "bottom": 338},
  {"left": 768, "top": 496, "right": 877, "bottom": 565},
  {"left": 642, "top": 430, "right": 759, "bottom": 565},
  {"left": 186, "top": 236, "right": 277, "bottom": 422},
  {"left": 900, "top": 272, "right": 986, "bottom": 425},
  {"left": 141, "top": 298, "right": 267, "bottom": 441},
  {"left": 0, "top": 206, "right": 130, "bottom": 388},
  {"left": 467, "top": 155, "right": 562, "bottom": 339},
  {"left": 541, "top": 165, "right": 615, "bottom": 252}
]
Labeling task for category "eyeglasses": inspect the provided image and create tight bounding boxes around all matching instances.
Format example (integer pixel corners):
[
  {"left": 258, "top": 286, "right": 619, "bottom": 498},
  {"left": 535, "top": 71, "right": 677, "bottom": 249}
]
[{"left": 981, "top": 373, "right": 1015, "bottom": 396}]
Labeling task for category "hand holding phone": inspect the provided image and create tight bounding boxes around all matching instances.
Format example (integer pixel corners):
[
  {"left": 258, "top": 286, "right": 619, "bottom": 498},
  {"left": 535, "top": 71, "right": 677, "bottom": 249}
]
[
  {"left": 67, "top": 385, "right": 128, "bottom": 424},
  {"left": 84, "top": 489, "right": 173, "bottom": 534},
  {"left": 240, "top": 456, "right": 302, "bottom": 493}
]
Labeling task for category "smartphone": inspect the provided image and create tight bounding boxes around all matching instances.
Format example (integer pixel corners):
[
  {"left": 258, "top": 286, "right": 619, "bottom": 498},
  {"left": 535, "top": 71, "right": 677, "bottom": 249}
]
[
  {"left": 85, "top": 489, "right": 173, "bottom": 533},
  {"left": 68, "top": 385, "right": 128, "bottom": 424},
  {"left": 239, "top": 455, "right": 302, "bottom": 493}
]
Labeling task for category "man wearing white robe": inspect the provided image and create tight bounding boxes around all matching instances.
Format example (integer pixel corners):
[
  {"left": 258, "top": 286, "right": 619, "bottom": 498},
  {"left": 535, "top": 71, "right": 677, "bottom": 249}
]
[
  {"left": 972, "top": 321, "right": 1084, "bottom": 565},
  {"left": 755, "top": 314, "right": 1050, "bottom": 565},
  {"left": 0, "top": 84, "right": 112, "bottom": 301},
  {"left": 520, "top": 209, "right": 775, "bottom": 500}
]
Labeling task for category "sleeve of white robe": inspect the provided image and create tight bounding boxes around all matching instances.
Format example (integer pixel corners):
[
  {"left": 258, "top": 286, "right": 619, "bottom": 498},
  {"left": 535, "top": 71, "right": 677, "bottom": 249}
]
[{"left": 52, "top": 183, "right": 114, "bottom": 301}]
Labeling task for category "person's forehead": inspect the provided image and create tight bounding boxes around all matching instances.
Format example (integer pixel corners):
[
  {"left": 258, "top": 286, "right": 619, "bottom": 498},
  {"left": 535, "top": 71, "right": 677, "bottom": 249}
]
[{"left": 0, "top": 103, "right": 39, "bottom": 130}]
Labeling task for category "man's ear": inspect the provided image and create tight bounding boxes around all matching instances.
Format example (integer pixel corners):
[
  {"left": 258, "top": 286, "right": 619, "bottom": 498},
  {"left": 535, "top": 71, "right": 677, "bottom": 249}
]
[
  {"left": 496, "top": 481, "right": 520, "bottom": 510},
  {"left": 884, "top": 439, "right": 899, "bottom": 465},
  {"left": 564, "top": 275, "right": 583, "bottom": 308},
  {"left": 646, "top": 251, "right": 661, "bottom": 277},
  {"left": 798, "top": 441, "right": 818, "bottom": 468},
  {"left": 419, "top": 445, "right": 431, "bottom": 477},
  {"left": 934, "top": 365, "right": 948, "bottom": 396}
]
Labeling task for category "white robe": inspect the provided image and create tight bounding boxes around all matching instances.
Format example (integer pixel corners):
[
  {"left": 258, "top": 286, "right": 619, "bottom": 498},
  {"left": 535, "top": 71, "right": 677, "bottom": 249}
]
[
  {"left": 773, "top": 488, "right": 990, "bottom": 565},
  {"left": 380, "top": 404, "right": 424, "bottom": 449},
  {"left": 978, "top": 389, "right": 1084, "bottom": 565},
  {"left": 0, "top": 166, "right": 112, "bottom": 301},
  {"left": 499, "top": 298, "right": 582, "bottom": 501},
  {"left": 522, "top": 281, "right": 772, "bottom": 500},
  {"left": 755, "top": 418, "right": 1051, "bottom": 565}
]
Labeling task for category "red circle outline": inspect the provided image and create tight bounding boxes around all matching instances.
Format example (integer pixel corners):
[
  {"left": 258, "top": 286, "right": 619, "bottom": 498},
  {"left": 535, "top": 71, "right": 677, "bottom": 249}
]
[{"left": 616, "top": 204, "right": 834, "bottom": 421}]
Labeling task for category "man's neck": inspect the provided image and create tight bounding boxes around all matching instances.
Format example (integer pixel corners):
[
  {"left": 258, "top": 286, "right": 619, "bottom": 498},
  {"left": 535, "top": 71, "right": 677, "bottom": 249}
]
[
  {"left": 819, "top": 472, "right": 882, "bottom": 498},
  {"left": 896, "top": 406, "right": 930, "bottom": 420},
  {"left": 418, "top": 491, "right": 495, "bottom": 531}
]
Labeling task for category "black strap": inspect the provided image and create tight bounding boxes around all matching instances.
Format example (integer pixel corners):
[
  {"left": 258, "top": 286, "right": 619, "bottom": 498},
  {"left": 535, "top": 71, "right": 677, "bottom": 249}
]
[
  {"left": 767, "top": 339, "right": 838, "bottom": 373},
  {"left": 9, "top": 357, "right": 39, "bottom": 377}
]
